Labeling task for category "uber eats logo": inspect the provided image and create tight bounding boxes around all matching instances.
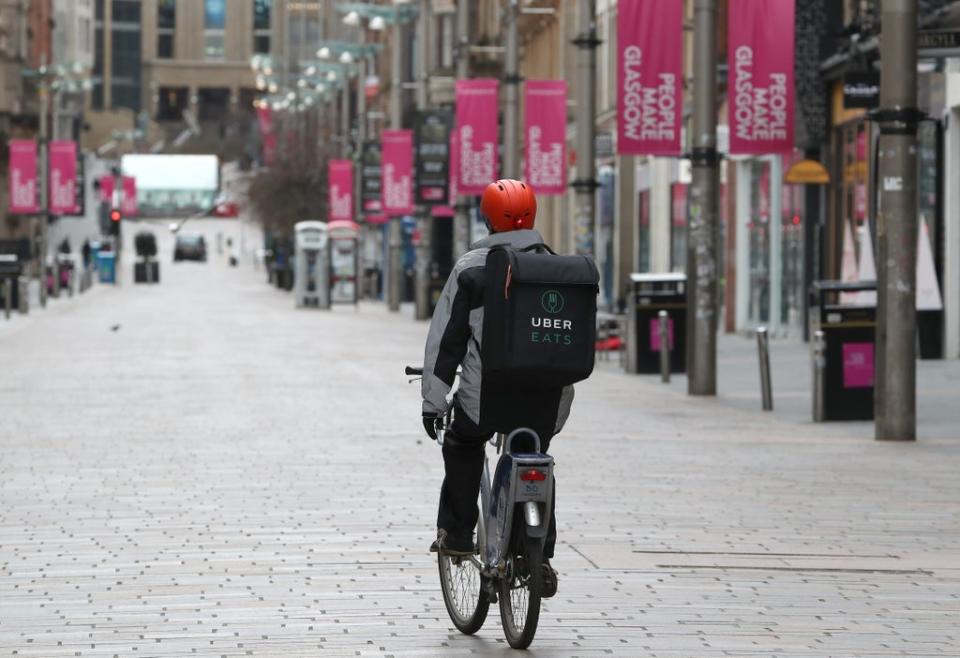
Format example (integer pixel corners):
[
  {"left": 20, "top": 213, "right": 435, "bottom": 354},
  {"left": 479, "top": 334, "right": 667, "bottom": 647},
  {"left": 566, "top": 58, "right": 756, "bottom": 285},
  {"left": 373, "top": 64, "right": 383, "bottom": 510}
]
[
  {"left": 542, "top": 290, "right": 564, "bottom": 314},
  {"left": 531, "top": 289, "right": 573, "bottom": 345}
]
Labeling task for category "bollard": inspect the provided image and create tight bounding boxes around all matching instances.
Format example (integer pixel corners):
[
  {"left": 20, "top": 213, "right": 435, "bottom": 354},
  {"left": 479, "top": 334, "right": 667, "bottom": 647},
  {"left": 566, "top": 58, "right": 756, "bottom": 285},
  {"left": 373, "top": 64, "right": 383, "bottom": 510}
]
[
  {"left": 3, "top": 279, "right": 10, "bottom": 320},
  {"left": 812, "top": 330, "right": 826, "bottom": 422},
  {"left": 146, "top": 257, "right": 154, "bottom": 284},
  {"left": 658, "top": 310, "right": 671, "bottom": 383},
  {"left": 757, "top": 326, "right": 773, "bottom": 411},
  {"left": 18, "top": 276, "right": 29, "bottom": 313},
  {"left": 51, "top": 261, "right": 60, "bottom": 299}
]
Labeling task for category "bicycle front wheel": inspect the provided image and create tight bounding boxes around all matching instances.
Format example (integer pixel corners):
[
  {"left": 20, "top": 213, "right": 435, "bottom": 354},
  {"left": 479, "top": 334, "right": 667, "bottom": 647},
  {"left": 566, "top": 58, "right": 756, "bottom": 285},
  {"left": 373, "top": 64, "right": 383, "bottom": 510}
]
[
  {"left": 438, "top": 546, "right": 489, "bottom": 634},
  {"left": 498, "top": 531, "right": 543, "bottom": 649}
]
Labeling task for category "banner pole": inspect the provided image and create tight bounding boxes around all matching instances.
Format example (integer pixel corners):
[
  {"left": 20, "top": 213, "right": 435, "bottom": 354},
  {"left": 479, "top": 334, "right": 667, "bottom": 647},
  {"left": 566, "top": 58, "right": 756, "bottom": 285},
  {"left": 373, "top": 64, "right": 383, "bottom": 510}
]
[{"left": 687, "top": 0, "right": 719, "bottom": 396}]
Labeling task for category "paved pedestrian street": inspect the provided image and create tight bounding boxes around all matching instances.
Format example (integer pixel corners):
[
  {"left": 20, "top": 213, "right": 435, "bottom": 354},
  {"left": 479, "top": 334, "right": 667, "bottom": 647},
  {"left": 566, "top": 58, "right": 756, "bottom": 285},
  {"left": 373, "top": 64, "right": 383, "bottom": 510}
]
[{"left": 2, "top": 220, "right": 959, "bottom": 657}]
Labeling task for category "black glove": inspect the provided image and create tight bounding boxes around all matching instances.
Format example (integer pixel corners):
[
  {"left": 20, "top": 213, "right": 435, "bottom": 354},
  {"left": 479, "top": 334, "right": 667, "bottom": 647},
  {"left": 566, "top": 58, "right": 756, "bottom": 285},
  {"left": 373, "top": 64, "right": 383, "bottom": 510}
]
[{"left": 422, "top": 414, "right": 440, "bottom": 441}]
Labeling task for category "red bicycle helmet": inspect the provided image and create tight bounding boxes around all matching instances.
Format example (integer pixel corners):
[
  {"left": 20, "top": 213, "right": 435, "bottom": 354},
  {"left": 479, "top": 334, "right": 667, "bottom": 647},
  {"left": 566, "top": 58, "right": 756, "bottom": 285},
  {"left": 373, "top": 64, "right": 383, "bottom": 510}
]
[{"left": 479, "top": 179, "right": 537, "bottom": 233}]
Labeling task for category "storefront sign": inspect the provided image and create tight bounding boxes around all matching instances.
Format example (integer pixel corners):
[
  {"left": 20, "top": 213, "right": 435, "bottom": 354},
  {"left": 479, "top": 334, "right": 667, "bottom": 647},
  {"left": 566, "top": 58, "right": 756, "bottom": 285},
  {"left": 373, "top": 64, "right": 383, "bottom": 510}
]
[
  {"left": 616, "top": 0, "right": 683, "bottom": 155},
  {"left": 382, "top": 129, "right": 413, "bottom": 216},
  {"left": 414, "top": 109, "right": 453, "bottom": 205},
  {"left": 328, "top": 160, "right": 354, "bottom": 222},
  {"left": 49, "top": 140, "right": 78, "bottom": 215},
  {"left": 728, "top": 0, "right": 795, "bottom": 154},
  {"left": 918, "top": 29, "right": 960, "bottom": 53},
  {"left": 525, "top": 80, "right": 568, "bottom": 195},
  {"left": 361, "top": 141, "right": 382, "bottom": 214},
  {"left": 8, "top": 140, "right": 38, "bottom": 214},
  {"left": 843, "top": 72, "right": 880, "bottom": 110},
  {"left": 121, "top": 176, "right": 137, "bottom": 216},
  {"left": 455, "top": 79, "right": 498, "bottom": 195}
]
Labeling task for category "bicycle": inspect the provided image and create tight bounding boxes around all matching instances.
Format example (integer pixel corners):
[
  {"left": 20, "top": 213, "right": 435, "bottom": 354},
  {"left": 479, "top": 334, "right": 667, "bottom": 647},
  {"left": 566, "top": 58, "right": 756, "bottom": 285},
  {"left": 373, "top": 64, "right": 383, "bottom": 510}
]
[{"left": 405, "top": 365, "right": 555, "bottom": 649}]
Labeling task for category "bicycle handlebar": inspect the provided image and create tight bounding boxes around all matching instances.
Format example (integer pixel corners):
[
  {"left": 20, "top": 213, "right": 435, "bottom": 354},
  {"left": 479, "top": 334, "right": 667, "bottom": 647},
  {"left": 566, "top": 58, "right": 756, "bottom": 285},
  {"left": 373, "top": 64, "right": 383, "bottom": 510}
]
[{"left": 405, "top": 366, "right": 423, "bottom": 376}]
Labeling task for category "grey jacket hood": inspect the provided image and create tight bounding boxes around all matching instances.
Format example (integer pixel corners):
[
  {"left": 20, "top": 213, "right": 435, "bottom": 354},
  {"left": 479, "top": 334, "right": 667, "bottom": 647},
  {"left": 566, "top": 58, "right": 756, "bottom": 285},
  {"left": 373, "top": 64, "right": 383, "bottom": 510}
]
[{"left": 471, "top": 229, "right": 545, "bottom": 251}]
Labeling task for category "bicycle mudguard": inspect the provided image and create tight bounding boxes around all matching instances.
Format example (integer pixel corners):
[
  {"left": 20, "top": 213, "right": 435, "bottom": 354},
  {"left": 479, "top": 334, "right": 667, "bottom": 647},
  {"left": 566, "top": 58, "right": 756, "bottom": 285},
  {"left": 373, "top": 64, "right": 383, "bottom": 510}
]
[{"left": 485, "top": 452, "right": 554, "bottom": 566}]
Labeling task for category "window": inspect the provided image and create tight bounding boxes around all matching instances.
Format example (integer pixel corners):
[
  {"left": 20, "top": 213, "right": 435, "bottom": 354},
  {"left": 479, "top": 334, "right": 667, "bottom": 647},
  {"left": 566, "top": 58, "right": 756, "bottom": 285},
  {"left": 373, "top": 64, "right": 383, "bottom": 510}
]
[
  {"left": 157, "top": 0, "right": 175, "bottom": 58},
  {"left": 204, "top": 0, "right": 226, "bottom": 60},
  {"left": 112, "top": 0, "right": 141, "bottom": 24},
  {"left": 158, "top": 33, "right": 173, "bottom": 58},
  {"left": 253, "top": 0, "right": 271, "bottom": 54},
  {"left": 158, "top": 0, "right": 175, "bottom": 28}
]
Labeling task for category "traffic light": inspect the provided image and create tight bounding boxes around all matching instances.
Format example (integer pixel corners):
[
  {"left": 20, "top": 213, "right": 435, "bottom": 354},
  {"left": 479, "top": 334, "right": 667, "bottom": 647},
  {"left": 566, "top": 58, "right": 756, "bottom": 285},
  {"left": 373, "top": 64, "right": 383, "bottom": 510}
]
[{"left": 109, "top": 208, "right": 121, "bottom": 236}]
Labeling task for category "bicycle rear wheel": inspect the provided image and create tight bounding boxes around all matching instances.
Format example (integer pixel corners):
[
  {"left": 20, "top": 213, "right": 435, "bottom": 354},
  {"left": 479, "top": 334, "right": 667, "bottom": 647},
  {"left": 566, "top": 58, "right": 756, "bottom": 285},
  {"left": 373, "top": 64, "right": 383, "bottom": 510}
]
[
  {"left": 438, "top": 533, "right": 489, "bottom": 634},
  {"left": 498, "top": 531, "right": 543, "bottom": 649}
]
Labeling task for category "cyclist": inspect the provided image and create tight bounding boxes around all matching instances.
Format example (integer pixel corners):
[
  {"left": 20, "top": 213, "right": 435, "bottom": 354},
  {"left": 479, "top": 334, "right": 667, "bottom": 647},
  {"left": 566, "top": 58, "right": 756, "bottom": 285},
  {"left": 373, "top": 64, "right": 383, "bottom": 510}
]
[{"left": 421, "top": 179, "right": 572, "bottom": 598}]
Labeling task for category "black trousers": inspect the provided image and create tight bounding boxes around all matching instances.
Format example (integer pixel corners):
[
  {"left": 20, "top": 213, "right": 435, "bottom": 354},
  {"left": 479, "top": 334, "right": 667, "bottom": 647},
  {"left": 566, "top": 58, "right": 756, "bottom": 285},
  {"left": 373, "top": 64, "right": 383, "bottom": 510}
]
[{"left": 436, "top": 405, "right": 558, "bottom": 559}]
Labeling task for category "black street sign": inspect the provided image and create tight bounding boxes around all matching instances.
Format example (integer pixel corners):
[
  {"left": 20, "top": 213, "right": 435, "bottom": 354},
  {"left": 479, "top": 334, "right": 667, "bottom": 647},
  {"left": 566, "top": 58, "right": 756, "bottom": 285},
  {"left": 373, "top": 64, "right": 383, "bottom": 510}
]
[
  {"left": 414, "top": 109, "right": 453, "bottom": 206},
  {"left": 361, "top": 141, "right": 382, "bottom": 215},
  {"left": 843, "top": 71, "right": 880, "bottom": 110},
  {"left": 918, "top": 30, "right": 960, "bottom": 53}
]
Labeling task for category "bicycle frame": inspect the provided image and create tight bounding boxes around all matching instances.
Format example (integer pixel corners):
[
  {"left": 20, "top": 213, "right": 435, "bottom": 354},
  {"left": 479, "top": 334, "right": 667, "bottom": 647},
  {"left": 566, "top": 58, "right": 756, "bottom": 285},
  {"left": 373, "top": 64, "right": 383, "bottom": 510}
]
[{"left": 478, "top": 429, "right": 554, "bottom": 576}]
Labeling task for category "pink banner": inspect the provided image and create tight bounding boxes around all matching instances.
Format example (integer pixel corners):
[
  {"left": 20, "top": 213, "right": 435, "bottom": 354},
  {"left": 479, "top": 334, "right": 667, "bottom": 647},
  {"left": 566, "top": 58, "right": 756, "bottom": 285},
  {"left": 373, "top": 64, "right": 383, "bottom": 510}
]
[
  {"left": 99, "top": 175, "right": 115, "bottom": 203},
  {"left": 8, "top": 140, "right": 38, "bottom": 214},
  {"left": 256, "top": 105, "right": 276, "bottom": 166},
  {"left": 728, "top": 0, "right": 795, "bottom": 154},
  {"left": 328, "top": 159, "right": 354, "bottom": 222},
  {"left": 121, "top": 176, "right": 137, "bottom": 216},
  {"left": 617, "top": 0, "right": 683, "bottom": 156},
  {"left": 455, "top": 79, "right": 499, "bottom": 194},
  {"left": 524, "top": 80, "right": 567, "bottom": 195},
  {"left": 382, "top": 130, "right": 413, "bottom": 216},
  {"left": 48, "top": 140, "right": 78, "bottom": 215}
]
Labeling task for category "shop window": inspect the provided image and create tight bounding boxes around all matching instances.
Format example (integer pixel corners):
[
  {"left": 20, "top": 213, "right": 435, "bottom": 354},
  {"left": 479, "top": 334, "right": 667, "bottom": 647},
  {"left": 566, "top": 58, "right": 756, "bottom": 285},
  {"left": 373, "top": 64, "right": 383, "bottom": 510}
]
[
  {"left": 748, "top": 161, "right": 771, "bottom": 324},
  {"left": 157, "top": 86, "right": 188, "bottom": 121},
  {"left": 198, "top": 87, "right": 230, "bottom": 121},
  {"left": 670, "top": 183, "right": 687, "bottom": 273},
  {"left": 637, "top": 190, "right": 650, "bottom": 274}
]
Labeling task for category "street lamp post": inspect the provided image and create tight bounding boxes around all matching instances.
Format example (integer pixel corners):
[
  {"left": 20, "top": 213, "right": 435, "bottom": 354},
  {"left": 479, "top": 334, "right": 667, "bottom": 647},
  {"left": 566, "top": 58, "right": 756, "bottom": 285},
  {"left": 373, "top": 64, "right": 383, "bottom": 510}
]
[
  {"left": 686, "top": 0, "right": 720, "bottom": 397},
  {"left": 875, "top": 0, "right": 919, "bottom": 441},
  {"left": 503, "top": 0, "right": 520, "bottom": 179},
  {"left": 571, "top": 1, "right": 598, "bottom": 258},
  {"left": 453, "top": 0, "right": 471, "bottom": 258},
  {"left": 413, "top": 0, "right": 431, "bottom": 321}
]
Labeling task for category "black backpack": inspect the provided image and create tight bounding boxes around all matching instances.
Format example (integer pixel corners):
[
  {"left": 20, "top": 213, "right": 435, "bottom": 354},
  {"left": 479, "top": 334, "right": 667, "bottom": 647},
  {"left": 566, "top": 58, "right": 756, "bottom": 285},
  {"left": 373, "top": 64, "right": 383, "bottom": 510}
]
[{"left": 481, "top": 244, "right": 600, "bottom": 389}]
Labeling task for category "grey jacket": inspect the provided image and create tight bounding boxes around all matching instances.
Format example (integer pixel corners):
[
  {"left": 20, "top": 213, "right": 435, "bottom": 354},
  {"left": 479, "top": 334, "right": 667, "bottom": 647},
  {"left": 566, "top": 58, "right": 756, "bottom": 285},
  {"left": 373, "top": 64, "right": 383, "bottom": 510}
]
[{"left": 421, "top": 229, "right": 574, "bottom": 433}]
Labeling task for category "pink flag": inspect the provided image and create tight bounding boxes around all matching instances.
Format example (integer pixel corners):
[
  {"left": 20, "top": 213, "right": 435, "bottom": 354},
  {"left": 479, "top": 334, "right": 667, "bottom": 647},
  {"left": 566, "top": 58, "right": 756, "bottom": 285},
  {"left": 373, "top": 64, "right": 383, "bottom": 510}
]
[
  {"left": 455, "top": 79, "right": 499, "bottom": 194},
  {"left": 328, "top": 160, "right": 354, "bottom": 221},
  {"left": 8, "top": 140, "right": 38, "bottom": 214},
  {"left": 49, "top": 140, "right": 78, "bottom": 215},
  {"left": 121, "top": 176, "right": 137, "bottom": 216},
  {"left": 99, "top": 175, "right": 115, "bottom": 203},
  {"left": 524, "top": 80, "right": 567, "bottom": 194},
  {"left": 617, "top": 0, "right": 683, "bottom": 156},
  {"left": 382, "top": 130, "right": 413, "bottom": 216},
  {"left": 728, "top": 0, "right": 795, "bottom": 154}
]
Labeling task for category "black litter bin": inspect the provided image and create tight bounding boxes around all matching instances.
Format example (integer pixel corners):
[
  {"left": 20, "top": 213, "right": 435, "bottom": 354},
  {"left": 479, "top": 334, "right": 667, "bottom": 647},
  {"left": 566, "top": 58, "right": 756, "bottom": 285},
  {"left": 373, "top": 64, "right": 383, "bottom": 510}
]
[
  {"left": 135, "top": 232, "right": 158, "bottom": 258},
  {"left": 0, "top": 254, "right": 22, "bottom": 312},
  {"left": 626, "top": 273, "right": 687, "bottom": 374},
  {"left": 810, "top": 280, "right": 876, "bottom": 421}
]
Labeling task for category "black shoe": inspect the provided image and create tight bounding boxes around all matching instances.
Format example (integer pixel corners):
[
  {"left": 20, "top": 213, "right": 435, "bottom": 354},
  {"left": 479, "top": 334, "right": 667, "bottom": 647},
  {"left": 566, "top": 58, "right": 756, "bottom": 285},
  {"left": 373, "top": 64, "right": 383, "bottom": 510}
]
[
  {"left": 429, "top": 529, "right": 474, "bottom": 556},
  {"left": 542, "top": 560, "right": 558, "bottom": 598}
]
